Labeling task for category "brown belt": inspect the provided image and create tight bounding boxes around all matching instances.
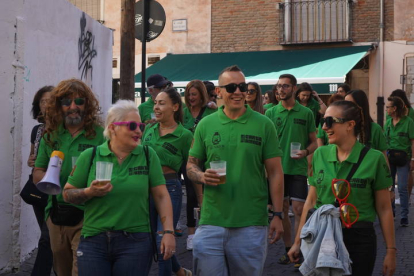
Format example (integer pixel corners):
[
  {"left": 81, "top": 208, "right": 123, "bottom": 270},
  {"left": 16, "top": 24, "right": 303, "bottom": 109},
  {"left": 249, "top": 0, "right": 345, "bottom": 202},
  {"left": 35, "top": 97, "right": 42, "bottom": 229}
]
[{"left": 164, "top": 173, "right": 179, "bottom": 180}]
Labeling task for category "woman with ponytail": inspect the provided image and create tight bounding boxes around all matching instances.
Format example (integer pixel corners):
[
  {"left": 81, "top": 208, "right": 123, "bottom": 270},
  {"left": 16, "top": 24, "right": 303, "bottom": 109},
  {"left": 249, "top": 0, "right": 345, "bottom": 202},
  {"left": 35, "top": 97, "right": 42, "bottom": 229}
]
[
  {"left": 384, "top": 96, "right": 414, "bottom": 227},
  {"left": 345, "top": 90, "right": 388, "bottom": 154},
  {"left": 289, "top": 101, "right": 396, "bottom": 275}
]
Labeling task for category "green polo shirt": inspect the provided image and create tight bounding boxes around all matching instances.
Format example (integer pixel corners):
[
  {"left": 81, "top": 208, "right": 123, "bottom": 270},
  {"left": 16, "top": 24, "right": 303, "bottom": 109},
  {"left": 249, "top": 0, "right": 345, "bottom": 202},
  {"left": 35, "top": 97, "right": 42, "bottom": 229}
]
[
  {"left": 265, "top": 101, "right": 316, "bottom": 176},
  {"left": 67, "top": 141, "right": 165, "bottom": 237},
  {"left": 317, "top": 123, "right": 328, "bottom": 146},
  {"left": 303, "top": 98, "right": 321, "bottom": 125},
  {"left": 309, "top": 142, "right": 392, "bottom": 222},
  {"left": 409, "top": 107, "right": 414, "bottom": 122},
  {"left": 183, "top": 106, "right": 217, "bottom": 131},
  {"left": 264, "top": 103, "right": 277, "bottom": 111},
  {"left": 384, "top": 116, "right": 414, "bottom": 156},
  {"left": 142, "top": 123, "right": 193, "bottom": 172},
  {"left": 138, "top": 98, "right": 155, "bottom": 124},
  {"left": 189, "top": 105, "right": 283, "bottom": 227},
  {"left": 35, "top": 124, "right": 105, "bottom": 218}
]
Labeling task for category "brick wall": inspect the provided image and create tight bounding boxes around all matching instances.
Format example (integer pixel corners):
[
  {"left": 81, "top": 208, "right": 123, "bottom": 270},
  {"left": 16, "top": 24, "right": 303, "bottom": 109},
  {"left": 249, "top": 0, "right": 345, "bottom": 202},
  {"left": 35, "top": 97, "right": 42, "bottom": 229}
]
[
  {"left": 211, "top": 0, "right": 281, "bottom": 53},
  {"left": 211, "top": 0, "right": 395, "bottom": 52}
]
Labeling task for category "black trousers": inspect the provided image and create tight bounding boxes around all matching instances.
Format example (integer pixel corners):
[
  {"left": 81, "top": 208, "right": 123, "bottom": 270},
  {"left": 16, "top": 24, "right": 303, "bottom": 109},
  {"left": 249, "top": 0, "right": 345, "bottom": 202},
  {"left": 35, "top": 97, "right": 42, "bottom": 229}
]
[
  {"left": 32, "top": 204, "right": 54, "bottom": 276},
  {"left": 342, "top": 226, "right": 377, "bottom": 276},
  {"left": 181, "top": 164, "right": 198, "bottom": 228}
]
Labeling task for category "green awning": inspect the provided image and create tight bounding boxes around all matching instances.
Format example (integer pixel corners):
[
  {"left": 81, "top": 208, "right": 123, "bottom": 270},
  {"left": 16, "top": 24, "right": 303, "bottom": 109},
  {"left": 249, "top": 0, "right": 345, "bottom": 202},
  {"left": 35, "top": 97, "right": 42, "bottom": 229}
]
[{"left": 135, "top": 45, "right": 371, "bottom": 95}]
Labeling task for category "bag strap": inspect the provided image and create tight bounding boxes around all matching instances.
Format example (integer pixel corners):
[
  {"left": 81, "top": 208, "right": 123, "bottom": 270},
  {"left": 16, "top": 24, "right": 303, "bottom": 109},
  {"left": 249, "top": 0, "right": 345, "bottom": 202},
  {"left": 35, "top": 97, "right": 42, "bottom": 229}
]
[
  {"left": 144, "top": 145, "right": 158, "bottom": 262},
  {"left": 52, "top": 146, "right": 97, "bottom": 208},
  {"left": 346, "top": 146, "right": 370, "bottom": 182},
  {"left": 192, "top": 106, "right": 207, "bottom": 131}
]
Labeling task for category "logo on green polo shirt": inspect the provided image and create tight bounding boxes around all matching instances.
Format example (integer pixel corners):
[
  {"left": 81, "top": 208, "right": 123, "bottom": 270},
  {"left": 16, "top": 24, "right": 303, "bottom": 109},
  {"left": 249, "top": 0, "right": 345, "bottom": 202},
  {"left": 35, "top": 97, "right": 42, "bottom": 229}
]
[
  {"left": 316, "top": 170, "right": 324, "bottom": 184},
  {"left": 241, "top": 135, "right": 262, "bottom": 146},
  {"left": 350, "top": 178, "right": 367, "bottom": 189},
  {"left": 144, "top": 133, "right": 153, "bottom": 142},
  {"left": 294, "top": 118, "right": 306, "bottom": 126},
  {"left": 78, "top": 144, "right": 94, "bottom": 152},
  {"left": 212, "top": 132, "right": 221, "bottom": 145},
  {"left": 276, "top": 117, "right": 282, "bottom": 127},
  {"left": 162, "top": 142, "right": 178, "bottom": 155},
  {"left": 128, "top": 166, "right": 149, "bottom": 175}
]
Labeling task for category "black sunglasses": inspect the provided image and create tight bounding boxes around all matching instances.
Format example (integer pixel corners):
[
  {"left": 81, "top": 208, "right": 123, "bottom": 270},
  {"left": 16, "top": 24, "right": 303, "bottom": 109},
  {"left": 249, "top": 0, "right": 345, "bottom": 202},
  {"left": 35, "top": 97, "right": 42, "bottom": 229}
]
[
  {"left": 320, "top": 116, "right": 352, "bottom": 128},
  {"left": 60, "top": 98, "right": 86, "bottom": 107},
  {"left": 218, "top": 82, "right": 248, "bottom": 93},
  {"left": 113, "top": 121, "right": 145, "bottom": 132},
  {"left": 247, "top": 89, "right": 257, "bottom": 95}
]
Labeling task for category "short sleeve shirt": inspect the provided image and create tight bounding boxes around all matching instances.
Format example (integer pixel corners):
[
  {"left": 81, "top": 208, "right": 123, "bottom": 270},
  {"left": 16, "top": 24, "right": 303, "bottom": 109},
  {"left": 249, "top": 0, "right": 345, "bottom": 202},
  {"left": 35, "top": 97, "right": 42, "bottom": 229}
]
[
  {"left": 183, "top": 106, "right": 217, "bottom": 131},
  {"left": 67, "top": 141, "right": 165, "bottom": 237},
  {"left": 138, "top": 98, "right": 155, "bottom": 124},
  {"left": 264, "top": 103, "right": 277, "bottom": 111},
  {"left": 369, "top": 122, "right": 387, "bottom": 152},
  {"left": 309, "top": 142, "right": 392, "bottom": 222},
  {"left": 317, "top": 123, "right": 328, "bottom": 145},
  {"left": 142, "top": 123, "right": 193, "bottom": 172},
  {"left": 189, "top": 105, "right": 283, "bottom": 227},
  {"left": 35, "top": 124, "right": 105, "bottom": 218},
  {"left": 265, "top": 101, "right": 316, "bottom": 176},
  {"left": 384, "top": 116, "right": 414, "bottom": 156},
  {"left": 304, "top": 98, "right": 321, "bottom": 125}
]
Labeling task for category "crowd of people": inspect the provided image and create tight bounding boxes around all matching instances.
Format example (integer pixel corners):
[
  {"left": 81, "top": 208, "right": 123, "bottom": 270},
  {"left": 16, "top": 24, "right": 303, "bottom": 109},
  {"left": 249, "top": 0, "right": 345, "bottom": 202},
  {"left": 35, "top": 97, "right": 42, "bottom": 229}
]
[{"left": 24, "top": 64, "right": 413, "bottom": 276}]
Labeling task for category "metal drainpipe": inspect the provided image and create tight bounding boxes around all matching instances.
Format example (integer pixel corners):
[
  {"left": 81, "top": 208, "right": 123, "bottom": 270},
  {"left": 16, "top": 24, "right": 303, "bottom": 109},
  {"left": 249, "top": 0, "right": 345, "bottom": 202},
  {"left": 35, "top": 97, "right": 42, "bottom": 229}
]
[{"left": 377, "top": 0, "right": 385, "bottom": 126}]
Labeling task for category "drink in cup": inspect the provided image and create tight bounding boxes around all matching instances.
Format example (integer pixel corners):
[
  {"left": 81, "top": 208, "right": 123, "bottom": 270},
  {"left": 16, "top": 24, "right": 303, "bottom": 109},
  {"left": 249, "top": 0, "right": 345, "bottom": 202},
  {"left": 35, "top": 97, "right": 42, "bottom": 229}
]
[
  {"left": 210, "top": 160, "right": 226, "bottom": 184},
  {"left": 95, "top": 161, "right": 113, "bottom": 186},
  {"left": 290, "top": 142, "right": 301, "bottom": 158}
]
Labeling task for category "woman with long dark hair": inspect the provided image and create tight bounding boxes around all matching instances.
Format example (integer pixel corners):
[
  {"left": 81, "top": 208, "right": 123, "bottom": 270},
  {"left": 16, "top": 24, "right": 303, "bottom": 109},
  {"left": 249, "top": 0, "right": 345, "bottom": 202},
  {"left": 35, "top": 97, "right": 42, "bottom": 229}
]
[
  {"left": 289, "top": 101, "right": 396, "bottom": 275},
  {"left": 246, "top": 82, "right": 264, "bottom": 114},
  {"left": 263, "top": 89, "right": 278, "bottom": 111},
  {"left": 295, "top": 82, "right": 327, "bottom": 126},
  {"left": 142, "top": 88, "right": 193, "bottom": 276},
  {"left": 385, "top": 96, "right": 414, "bottom": 227}
]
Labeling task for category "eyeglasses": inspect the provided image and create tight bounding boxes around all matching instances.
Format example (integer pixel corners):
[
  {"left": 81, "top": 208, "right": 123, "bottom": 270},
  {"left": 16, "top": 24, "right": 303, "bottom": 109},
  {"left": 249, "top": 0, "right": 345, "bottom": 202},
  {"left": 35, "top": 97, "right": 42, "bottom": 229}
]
[
  {"left": 276, "top": 84, "right": 292, "bottom": 90},
  {"left": 331, "top": 179, "right": 359, "bottom": 228},
  {"left": 320, "top": 116, "right": 351, "bottom": 129},
  {"left": 113, "top": 121, "right": 145, "bottom": 132},
  {"left": 218, "top": 82, "right": 248, "bottom": 93},
  {"left": 247, "top": 89, "right": 257, "bottom": 95},
  {"left": 60, "top": 98, "right": 86, "bottom": 107}
]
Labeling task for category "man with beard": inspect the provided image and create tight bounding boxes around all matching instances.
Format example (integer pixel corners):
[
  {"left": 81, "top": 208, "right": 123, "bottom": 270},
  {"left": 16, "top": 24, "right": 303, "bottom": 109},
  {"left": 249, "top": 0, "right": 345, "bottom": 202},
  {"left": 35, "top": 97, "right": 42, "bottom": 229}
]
[
  {"left": 265, "top": 74, "right": 317, "bottom": 268},
  {"left": 33, "top": 79, "right": 104, "bottom": 276},
  {"left": 139, "top": 74, "right": 172, "bottom": 124}
]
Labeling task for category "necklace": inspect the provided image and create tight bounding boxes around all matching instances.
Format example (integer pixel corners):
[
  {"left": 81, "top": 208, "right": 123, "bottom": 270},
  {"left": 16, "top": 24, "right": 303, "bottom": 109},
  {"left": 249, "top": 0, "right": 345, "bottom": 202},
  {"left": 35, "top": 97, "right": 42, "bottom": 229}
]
[
  {"left": 160, "top": 123, "right": 177, "bottom": 130},
  {"left": 113, "top": 152, "right": 129, "bottom": 160},
  {"left": 69, "top": 127, "right": 83, "bottom": 137}
]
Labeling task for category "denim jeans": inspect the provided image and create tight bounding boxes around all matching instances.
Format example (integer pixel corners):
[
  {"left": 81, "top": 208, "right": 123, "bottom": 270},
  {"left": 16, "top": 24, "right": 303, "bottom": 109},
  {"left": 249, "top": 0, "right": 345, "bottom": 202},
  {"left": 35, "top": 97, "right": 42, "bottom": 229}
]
[
  {"left": 193, "top": 225, "right": 268, "bottom": 276},
  {"left": 390, "top": 161, "right": 410, "bottom": 219},
  {"left": 342, "top": 226, "right": 377, "bottom": 276},
  {"left": 150, "top": 178, "right": 183, "bottom": 275},
  {"left": 77, "top": 231, "right": 153, "bottom": 276}
]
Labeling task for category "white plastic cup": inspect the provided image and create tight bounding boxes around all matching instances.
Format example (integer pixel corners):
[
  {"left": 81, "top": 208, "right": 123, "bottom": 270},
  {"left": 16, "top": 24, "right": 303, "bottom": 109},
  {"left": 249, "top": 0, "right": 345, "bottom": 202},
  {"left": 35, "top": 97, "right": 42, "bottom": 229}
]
[
  {"left": 210, "top": 160, "right": 227, "bottom": 184},
  {"left": 150, "top": 113, "right": 156, "bottom": 120},
  {"left": 71, "top": 156, "right": 78, "bottom": 168},
  {"left": 290, "top": 142, "right": 301, "bottom": 158},
  {"left": 95, "top": 161, "right": 113, "bottom": 186}
]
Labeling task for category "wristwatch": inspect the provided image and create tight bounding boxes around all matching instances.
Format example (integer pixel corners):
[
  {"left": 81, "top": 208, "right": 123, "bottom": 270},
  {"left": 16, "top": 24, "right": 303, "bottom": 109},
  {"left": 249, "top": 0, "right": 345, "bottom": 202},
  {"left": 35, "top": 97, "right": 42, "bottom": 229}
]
[{"left": 272, "top": 211, "right": 284, "bottom": 220}]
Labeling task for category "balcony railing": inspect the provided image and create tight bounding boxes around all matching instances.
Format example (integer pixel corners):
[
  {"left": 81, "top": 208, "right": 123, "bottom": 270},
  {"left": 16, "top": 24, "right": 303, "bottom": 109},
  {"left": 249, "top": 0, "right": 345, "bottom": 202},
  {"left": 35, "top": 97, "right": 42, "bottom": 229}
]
[{"left": 279, "top": 0, "right": 352, "bottom": 44}]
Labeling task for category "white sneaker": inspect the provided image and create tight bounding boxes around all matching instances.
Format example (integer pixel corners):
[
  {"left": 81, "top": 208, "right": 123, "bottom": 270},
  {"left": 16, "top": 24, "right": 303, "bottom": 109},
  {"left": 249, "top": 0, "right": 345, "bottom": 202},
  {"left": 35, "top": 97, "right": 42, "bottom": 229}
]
[
  {"left": 186, "top": 234, "right": 194, "bottom": 251},
  {"left": 395, "top": 198, "right": 401, "bottom": 205}
]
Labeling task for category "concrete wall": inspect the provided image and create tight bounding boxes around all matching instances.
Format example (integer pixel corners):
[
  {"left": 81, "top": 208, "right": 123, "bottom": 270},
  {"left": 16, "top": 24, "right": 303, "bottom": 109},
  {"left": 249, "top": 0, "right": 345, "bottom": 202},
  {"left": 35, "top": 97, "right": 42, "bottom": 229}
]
[
  {"left": 105, "top": 0, "right": 212, "bottom": 78},
  {"left": 0, "top": 0, "right": 112, "bottom": 272}
]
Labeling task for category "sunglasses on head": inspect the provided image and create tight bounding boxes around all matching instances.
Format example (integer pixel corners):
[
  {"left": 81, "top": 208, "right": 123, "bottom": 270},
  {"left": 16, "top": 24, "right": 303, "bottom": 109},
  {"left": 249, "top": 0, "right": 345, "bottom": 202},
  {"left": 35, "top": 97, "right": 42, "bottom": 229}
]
[
  {"left": 320, "top": 116, "right": 351, "bottom": 128},
  {"left": 60, "top": 98, "right": 86, "bottom": 107},
  {"left": 331, "top": 179, "right": 359, "bottom": 228},
  {"left": 218, "top": 82, "right": 248, "bottom": 93},
  {"left": 113, "top": 121, "right": 145, "bottom": 132}
]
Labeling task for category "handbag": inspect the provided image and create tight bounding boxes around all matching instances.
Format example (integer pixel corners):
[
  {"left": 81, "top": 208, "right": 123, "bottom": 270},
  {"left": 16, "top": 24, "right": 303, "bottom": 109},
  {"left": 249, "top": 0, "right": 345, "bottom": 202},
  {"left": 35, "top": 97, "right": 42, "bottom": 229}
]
[
  {"left": 20, "top": 125, "right": 48, "bottom": 206},
  {"left": 20, "top": 174, "right": 48, "bottom": 207},
  {"left": 49, "top": 146, "right": 96, "bottom": 226},
  {"left": 387, "top": 149, "right": 408, "bottom": 167}
]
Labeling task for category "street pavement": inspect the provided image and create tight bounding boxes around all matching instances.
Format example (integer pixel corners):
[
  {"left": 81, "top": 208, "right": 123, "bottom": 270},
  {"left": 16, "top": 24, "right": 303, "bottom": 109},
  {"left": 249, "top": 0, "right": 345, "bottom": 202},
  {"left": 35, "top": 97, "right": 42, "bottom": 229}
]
[{"left": 2, "top": 190, "right": 414, "bottom": 276}]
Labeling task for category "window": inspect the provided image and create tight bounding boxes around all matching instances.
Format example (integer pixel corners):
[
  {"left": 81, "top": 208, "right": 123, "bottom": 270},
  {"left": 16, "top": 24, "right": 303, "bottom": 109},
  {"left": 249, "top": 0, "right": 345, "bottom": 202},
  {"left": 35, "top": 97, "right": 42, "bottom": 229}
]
[
  {"left": 279, "top": 0, "right": 352, "bottom": 44},
  {"left": 112, "top": 59, "right": 118, "bottom": 68}
]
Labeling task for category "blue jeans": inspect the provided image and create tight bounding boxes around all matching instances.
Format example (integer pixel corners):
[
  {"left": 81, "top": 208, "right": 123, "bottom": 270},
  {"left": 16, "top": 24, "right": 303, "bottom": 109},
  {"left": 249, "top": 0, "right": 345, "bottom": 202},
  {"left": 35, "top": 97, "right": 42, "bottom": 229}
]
[
  {"left": 390, "top": 161, "right": 410, "bottom": 219},
  {"left": 77, "top": 231, "right": 153, "bottom": 276},
  {"left": 150, "top": 178, "right": 183, "bottom": 275},
  {"left": 193, "top": 225, "right": 268, "bottom": 276}
]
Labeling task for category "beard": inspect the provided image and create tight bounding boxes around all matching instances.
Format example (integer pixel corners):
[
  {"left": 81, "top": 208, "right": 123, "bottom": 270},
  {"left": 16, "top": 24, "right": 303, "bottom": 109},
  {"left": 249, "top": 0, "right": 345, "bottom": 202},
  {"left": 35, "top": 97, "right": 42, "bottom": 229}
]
[{"left": 64, "top": 109, "right": 85, "bottom": 126}]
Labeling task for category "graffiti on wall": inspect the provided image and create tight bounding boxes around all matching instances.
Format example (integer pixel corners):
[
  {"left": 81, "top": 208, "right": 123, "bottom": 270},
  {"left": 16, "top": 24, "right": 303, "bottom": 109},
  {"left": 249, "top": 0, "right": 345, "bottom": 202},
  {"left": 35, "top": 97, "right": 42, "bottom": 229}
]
[{"left": 78, "top": 13, "right": 97, "bottom": 86}]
